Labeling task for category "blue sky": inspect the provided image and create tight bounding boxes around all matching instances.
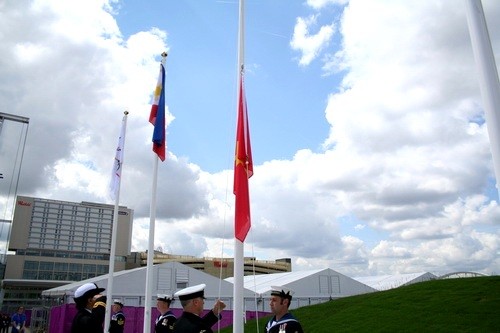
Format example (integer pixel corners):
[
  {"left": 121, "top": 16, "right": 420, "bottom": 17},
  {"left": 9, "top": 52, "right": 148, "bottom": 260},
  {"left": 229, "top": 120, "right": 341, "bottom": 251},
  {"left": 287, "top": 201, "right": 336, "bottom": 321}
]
[
  {"left": 1, "top": 0, "right": 499, "bottom": 277},
  {"left": 116, "top": 0, "right": 337, "bottom": 172}
]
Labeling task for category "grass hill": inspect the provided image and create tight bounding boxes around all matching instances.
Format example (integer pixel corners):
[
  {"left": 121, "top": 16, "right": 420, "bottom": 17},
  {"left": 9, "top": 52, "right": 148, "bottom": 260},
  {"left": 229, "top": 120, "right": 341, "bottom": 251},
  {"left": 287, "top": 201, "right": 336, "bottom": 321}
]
[{"left": 219, "top": 275, "right": 500, "bottom": 332}]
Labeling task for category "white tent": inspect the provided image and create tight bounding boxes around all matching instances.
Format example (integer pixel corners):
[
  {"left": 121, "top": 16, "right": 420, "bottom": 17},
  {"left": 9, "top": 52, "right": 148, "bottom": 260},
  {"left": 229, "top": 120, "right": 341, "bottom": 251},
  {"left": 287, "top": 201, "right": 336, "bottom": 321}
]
[
  {"left": 226, "top": 268, "right": 377, "bottom": 311},
  {"left": 41, "top": 261, "right": 255, "bottom": 310},
  {"left": 46, "top": 264, "right": 427, "bottom": 313},
  {"left": 352, "top": 272, "right": 437, "bottom": 291}
]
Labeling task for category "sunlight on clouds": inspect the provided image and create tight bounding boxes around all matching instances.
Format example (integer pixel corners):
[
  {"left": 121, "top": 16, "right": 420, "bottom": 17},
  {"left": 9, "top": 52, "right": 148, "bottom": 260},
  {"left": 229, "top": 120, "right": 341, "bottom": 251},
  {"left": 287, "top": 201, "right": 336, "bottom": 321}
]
[
  {"left": 321, "top": 51, "right": 346, "bottom": 76},
  {"left": 32, "top": 0, "right": 121, "bottom": 43},
  {"left": 14, "top": 43, "right": 51, "bottom": 64},
  {"left": 126, "top": 29, "right": 167, "bottom": 58},
  {"left": 104, "top": 28, "right": 170, "bottom": 121},
  {"left": 203, "top": 238, "right": 233, "bottom": 259},
  {"left": 372, "top": 240, "right": 411, "bottom": 258},
  {"left": 53, "top": 159, "right": 108, "bottom": 197},
  {"left": 130, "top": 218, "right": 151, "bottom": 252},
  {"left": 290, "top": 14, "right": 335, "bottom": 66},
  {"left": 443, "top": 195, "right": 500, "bottom": 226},
  {"left": 341, "top": 235, "right": 366, "bottom": 256},
  {"left": 307, "top": 0, "right": 348, "bottom": 10},
  {"left": 132, "top": 217, "right": 209, "bottom": 256},
  {"left": 157, "top": 223, "right": 208, "bottom": 256},
  {"left": 414, "top": 233, "right": 499, "bottom": 271}
]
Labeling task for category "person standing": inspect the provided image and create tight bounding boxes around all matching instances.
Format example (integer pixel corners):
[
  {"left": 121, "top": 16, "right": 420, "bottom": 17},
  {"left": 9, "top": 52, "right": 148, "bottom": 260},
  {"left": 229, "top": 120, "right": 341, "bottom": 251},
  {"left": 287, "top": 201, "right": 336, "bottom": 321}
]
[
  {"left": 172, "top": 284, "right": 226, "bottom": 333},
  {"left": 265, "top": 286, "right": 304, "bottom": 333},
  {"left": 109, "top": 299, "right": 126, "bottom": 333},
  {"left": 11, "top": 306, "right": 26, "bottom": 333},
  {"left": 155, "top": 294, "right": 176, "bottom": 333},
  {"left": 0, "top": 313, "right": 9, "bottom": 333},
  {"left": 70, "top": 282, "right": 107, "bottom": 333}
]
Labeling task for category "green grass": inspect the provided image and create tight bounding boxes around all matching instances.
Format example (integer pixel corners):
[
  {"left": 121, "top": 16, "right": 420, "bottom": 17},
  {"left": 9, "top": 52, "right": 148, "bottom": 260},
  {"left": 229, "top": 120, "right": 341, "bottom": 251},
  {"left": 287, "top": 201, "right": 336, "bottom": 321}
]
[{"left": 219, "top": 276, "right": 500, "bottom": 332}]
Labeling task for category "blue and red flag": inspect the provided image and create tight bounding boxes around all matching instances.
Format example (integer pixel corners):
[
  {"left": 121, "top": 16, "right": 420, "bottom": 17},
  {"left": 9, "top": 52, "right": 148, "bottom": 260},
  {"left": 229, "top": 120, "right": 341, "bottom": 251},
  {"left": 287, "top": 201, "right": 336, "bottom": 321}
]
[{"left": 149, "top": 63, "right": 166, "bottom": 161}]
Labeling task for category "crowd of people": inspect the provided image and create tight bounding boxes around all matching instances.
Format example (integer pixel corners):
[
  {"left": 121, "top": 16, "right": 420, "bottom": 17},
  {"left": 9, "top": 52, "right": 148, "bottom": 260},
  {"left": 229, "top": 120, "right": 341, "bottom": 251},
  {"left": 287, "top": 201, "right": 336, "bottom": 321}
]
[{"left": 64, "top": 281, "right": 303, "bottom": 333}]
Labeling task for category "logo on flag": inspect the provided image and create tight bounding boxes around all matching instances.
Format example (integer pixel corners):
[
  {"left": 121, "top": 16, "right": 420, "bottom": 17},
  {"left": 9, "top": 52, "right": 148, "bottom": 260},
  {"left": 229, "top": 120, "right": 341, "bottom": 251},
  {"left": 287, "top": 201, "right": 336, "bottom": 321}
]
[{"left": 109, "top": 113, "right": 127, "bottom": 200}]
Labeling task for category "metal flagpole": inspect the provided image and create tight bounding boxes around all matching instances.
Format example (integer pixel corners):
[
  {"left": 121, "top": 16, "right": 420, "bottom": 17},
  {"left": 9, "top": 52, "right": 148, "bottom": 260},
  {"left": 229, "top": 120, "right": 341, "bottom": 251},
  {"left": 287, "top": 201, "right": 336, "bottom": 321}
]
[
  {"left": 142, "top": 153, "right": 159, "bottom": 333},
  {"left": 0, "top": 113, "right": 29, "bottom": 266},
  {"left": 143, "top": 53, "right": 167, "bottom": 333},
  {"left": 233, "top": 1, "right": 245, "bottom": 332},
  {"left": 465, "top": 0, "right": 500, "bottom": 198},
  {"left": 104, "top": 111, "right": 129, "bottom": 333}
]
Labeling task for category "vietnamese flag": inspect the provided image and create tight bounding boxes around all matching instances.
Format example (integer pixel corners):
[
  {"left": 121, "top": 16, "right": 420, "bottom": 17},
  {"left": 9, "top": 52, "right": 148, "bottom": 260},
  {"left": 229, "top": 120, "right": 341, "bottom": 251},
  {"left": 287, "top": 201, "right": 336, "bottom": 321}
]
[{"left": 234, "top": 75, "right": 253, "bottom": 242}]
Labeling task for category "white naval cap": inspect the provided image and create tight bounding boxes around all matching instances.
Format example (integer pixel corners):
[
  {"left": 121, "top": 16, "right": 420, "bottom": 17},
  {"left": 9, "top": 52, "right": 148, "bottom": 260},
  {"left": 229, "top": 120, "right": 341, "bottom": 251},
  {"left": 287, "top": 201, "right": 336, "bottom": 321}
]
[
  {"left": 174, "top": 284, "right": 206, "bottom": 301},
  {"left": 113, "top": 299, "right": 124, "bottom": 307},
  {"left": 270, "top": 286, "right": 294, "bottom": 300},
  {"left": 157, "top": 294, "right": 174, "bottom": 302},
  {"left": 74, "top": 282, "right": 105, "bottom": 299}
]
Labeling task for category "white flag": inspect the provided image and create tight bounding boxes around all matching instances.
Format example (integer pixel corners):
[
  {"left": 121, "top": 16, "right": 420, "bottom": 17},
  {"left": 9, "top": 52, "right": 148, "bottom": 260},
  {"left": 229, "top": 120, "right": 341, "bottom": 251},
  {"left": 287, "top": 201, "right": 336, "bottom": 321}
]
[{"left": 110, "top": 113, "right": 128, "bottom": 200}]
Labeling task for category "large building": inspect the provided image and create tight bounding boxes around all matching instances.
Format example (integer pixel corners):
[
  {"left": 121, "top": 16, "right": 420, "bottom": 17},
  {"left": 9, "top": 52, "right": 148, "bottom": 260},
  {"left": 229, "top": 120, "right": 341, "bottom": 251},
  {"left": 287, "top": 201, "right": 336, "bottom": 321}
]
[
  {"left": 0, "top": 195, "right": 133, "bottom": 312},
  {"left": 126, "top": 251, "right": 292, "bottom": 279},
  {"left": 0, "top": 195, "right": 289, "bottom": 313}
]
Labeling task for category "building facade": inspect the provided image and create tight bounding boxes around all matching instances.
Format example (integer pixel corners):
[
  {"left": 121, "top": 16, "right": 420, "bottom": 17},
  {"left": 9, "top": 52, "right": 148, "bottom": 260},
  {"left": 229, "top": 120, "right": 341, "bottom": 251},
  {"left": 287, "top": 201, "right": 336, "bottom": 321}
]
[
  {"left": 0, "top": 195, "right": 133, "bottom": 312},
  {"left": 126, "top": 251, "right": 292, "bottom": 279}
]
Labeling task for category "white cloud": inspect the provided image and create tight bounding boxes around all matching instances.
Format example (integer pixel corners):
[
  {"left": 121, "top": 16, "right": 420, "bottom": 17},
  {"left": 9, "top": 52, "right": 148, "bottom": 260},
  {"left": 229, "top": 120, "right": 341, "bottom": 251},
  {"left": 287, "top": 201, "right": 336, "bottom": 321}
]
[
  {"left": 290, "top": 14, "right": 335, "bottom": 66},
  {"left": 1, "top": 0, "right": 499, "bottom": 278},
  {"left": 307, "top": 0, "right": 348, "bottom": 10}
]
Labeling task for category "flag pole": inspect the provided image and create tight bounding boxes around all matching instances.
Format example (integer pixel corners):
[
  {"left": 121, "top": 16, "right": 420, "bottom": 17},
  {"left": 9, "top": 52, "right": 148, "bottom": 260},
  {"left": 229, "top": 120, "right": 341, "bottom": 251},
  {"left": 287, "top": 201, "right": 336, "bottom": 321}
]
[
  {"left": 142, "top": 153, "right": 158, "bottom": 333},
  {"left": 143, "top": 52, "right": 168, "bottom": 333},
  {"left": 233, "top": 1, "right": 245, "bottom": 332},
  {"left": 465, "top": 0, "right": 500, "bottom": 199},
  {"left": 104, "top": 111, "right": 129, "bottom": 333}
]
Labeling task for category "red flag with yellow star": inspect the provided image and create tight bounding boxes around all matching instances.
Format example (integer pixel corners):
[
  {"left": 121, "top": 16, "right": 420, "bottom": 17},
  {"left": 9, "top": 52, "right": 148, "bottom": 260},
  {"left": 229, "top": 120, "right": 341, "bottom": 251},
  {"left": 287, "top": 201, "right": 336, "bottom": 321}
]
[{"left": 234, "top": 75, "right": 253, "bottom": 242}]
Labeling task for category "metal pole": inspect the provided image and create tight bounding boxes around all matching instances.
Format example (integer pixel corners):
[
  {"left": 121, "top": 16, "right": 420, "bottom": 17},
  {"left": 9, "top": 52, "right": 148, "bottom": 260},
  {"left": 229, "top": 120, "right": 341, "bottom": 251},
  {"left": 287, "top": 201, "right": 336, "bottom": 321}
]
[{"left": 464, "top": 0, "right": 500, "bottom": 198}]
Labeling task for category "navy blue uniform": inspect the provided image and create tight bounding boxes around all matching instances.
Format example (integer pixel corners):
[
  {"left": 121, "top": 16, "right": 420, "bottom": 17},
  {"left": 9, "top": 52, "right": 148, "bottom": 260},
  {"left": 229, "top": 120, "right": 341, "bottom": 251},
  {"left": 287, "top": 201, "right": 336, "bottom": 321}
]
[
  {"left": 172, "top": 311, "right": 219, "bottom": 333},
  {"left": 109, "top": 310, "right": 125, "bottom": 333},
  {"left": 265, "top": 313, "right": 304, "bottom": 333},
  {"left": 155, "top": 311, "right": 176, "bottom": 333},
  {"left": 71, "top": 309, "right": 103, "bottom": 333},
  {"left": 71, "top": 296, "right": 106, "bottom": 333}
]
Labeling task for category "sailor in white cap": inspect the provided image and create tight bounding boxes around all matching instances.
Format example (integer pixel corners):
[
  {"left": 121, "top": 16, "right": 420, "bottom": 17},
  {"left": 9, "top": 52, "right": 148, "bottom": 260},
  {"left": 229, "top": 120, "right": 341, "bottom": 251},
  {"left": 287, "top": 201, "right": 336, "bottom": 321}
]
[
  {"left": 265, "top": 286, "right": 304, "bottom": 333},
  {"left": 155, "top": 294, "right": 176, "bottom": 333},
  {"left": 109, "top": 299, "right": 125, "bottom": 333},
  {"left": 70, "top": 282, "right": 107, "bottom": 333},
  {"left": 172, "top": 284, "right": 226, "bottom": 333}
]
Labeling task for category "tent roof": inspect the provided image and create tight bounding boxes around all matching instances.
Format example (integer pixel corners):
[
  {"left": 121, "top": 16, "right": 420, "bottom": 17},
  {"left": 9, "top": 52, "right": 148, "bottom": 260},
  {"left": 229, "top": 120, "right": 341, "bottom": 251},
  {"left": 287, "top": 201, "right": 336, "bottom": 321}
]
[
  {"left": 41, "top": 265, "right": 146, "bottom": 296},
  {"left": 42, "top": 261, "right": 252, "bottom": 298},
  {"left": 353, "top": 272, "right": 437, "bottom": 290},
  {"left": 226, "top": 268, "right": 335, "bottom": 295}
]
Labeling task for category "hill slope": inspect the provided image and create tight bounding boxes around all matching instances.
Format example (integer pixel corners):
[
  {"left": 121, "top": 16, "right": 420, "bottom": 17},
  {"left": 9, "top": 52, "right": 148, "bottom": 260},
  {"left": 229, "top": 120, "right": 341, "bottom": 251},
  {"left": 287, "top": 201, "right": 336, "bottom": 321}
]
[{"left": 220, "top": 276, "right": 500, "bottom": 332}]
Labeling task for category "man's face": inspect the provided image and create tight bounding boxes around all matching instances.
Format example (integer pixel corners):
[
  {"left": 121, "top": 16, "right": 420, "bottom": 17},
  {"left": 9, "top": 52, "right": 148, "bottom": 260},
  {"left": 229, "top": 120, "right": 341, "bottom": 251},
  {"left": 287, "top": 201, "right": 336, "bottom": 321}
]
[
  {"left": 193, "top": 297, "right": 205, "bottom": 315},
  {"left": 269, "top": 296, "right": 287, "bottom": 315},
  {"left": 157, "top": 300, "right": 168, "bottom": 312},
  {"left": 112, "top": 304, "right": 121, "bottom": 312},
  {"left": 88, "top": 294, "right": 102, "bottom": 308}
]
